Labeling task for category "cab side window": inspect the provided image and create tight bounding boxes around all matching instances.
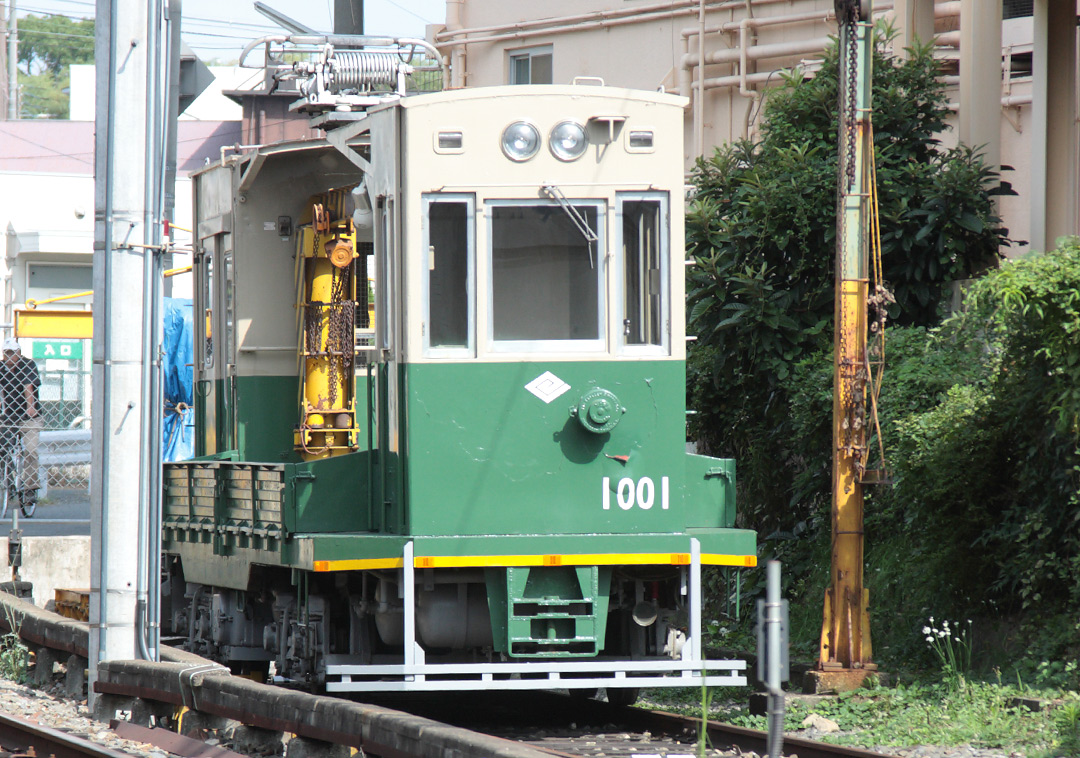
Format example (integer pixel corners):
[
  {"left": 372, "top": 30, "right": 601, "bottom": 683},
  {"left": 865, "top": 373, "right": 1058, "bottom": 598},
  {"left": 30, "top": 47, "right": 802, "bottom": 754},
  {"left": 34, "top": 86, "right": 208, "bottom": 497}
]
[{"left": 619, "top": 194, "right": 669, "bottom": 354}]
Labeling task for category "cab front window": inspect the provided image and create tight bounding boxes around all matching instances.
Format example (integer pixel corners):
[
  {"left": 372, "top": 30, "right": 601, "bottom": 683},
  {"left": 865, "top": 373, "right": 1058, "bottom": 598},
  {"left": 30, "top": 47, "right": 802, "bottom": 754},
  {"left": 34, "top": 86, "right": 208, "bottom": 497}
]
[{"left": 488, "top": 200, "right": 605, "bottom": 352}]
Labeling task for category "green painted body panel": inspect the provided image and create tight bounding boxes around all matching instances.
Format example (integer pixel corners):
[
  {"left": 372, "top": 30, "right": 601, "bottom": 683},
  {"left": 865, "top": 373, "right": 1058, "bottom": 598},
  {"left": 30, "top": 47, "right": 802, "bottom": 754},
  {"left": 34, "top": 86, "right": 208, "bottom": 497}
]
[
  {"left": 161, "top": 528, "right": 756, "bottom": 591},
  {"left": 286, "top": 453, "right": 372, "bottom": 533},
  {"left": 403, "top": 361, "right": 731, "bottom": 536},
  {"left": 684, "top": 454, "right": 737, "bottom": 528},
  {"left": 300, "top": 529, "right": 757, "bottom": 561},
  {"left": 487, "top": 566, "right": 612, "bottom": 657},
  {"left": 196, "top": 375, "right": 374, "bottom": 462},
  {"left": 236, "top": 375, "right": 302, "bottom": 462},
  {"left": 194, "top": 380, "right": 213, "bottom": 458},
  {"left": 169, "top": 359, "right": 757, "bottom": 605}
]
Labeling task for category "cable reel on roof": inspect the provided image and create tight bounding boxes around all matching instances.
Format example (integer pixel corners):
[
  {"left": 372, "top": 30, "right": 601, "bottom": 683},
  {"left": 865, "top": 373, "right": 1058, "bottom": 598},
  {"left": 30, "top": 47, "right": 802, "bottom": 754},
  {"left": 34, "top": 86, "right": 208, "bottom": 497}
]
[{"left": 297, "top": 46, "right": 414, "bottom": 99}]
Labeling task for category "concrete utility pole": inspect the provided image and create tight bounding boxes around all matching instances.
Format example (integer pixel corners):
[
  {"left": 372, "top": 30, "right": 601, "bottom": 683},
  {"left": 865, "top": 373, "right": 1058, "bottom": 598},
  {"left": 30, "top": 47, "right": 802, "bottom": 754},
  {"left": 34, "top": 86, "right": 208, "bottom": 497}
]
[
  {"left": 6, "top": 0, "right": 16, "bottom": 119},
  {"left": 1, "top": 2, "right": 8, "bottom": 120},
  {"left": 334, "top": 0, "right": 363, "bottom": 34},
  {"left": 90, "top": 0, "right": 155, "bottom": 701}
]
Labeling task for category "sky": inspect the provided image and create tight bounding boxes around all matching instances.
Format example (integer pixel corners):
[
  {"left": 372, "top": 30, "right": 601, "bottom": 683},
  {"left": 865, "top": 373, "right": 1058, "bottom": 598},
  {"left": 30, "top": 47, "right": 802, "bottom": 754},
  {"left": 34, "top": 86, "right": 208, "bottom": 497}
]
[{"left": 16, "top": 0, "right": 448, "bottom": 64}]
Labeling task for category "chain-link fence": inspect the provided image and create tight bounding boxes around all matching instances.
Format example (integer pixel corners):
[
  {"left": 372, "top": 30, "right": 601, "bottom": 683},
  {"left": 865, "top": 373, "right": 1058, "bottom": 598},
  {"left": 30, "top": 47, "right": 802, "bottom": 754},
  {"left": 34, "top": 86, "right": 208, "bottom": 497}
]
[
  {"left": 36, "top": 364, "right": 91, "bottom": 499},
  {"left": 2, "top": 329, "right": 196, "bottom": 506},
  {"left": 0, "top": 341, "right": 93, "bottom": 504}
]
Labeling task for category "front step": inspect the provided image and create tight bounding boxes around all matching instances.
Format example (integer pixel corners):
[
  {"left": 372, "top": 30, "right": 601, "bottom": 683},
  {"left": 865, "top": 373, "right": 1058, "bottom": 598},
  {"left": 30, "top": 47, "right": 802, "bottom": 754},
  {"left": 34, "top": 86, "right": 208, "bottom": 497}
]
[{"left": 488, "top": 565, "right": 611, "bottom": 657}]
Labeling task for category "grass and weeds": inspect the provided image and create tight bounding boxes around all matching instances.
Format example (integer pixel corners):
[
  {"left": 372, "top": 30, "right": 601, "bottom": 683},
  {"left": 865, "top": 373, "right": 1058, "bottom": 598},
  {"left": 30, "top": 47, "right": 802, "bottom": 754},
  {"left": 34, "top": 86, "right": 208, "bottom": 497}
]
[
  {"left": 642, "top": 608, "right": 1080, "bottom": 757},
  {"left": 644, "top": 615, "right": 1080, "bottom": 758},
  {"left": 0, "top": 607, "right": 28, "bottom": 683},
  {"left": 644, "top": 679, "right": 1080, "bottom": 757}
]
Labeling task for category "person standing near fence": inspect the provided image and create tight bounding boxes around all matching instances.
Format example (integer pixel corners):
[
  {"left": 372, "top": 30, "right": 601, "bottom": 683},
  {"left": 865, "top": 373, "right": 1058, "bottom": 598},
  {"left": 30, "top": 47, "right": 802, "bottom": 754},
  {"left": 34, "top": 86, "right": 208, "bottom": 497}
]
[{"left": 0, "top": 338, "right": 41, "bottom": 508}]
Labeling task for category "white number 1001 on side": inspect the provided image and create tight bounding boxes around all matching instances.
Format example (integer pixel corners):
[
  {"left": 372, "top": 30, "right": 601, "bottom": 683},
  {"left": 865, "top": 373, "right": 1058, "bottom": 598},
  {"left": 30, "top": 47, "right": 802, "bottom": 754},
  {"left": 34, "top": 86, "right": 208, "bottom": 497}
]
[{"left": 602, "top": 477, "right": 669, "bottom": 510}]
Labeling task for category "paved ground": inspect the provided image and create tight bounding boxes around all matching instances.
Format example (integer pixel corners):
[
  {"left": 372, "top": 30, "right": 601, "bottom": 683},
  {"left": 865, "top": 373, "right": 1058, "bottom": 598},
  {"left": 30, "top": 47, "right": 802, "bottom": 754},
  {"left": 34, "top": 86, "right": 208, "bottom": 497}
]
[{"left": 0, "top": 489, "right": 90, "bottom": 537}]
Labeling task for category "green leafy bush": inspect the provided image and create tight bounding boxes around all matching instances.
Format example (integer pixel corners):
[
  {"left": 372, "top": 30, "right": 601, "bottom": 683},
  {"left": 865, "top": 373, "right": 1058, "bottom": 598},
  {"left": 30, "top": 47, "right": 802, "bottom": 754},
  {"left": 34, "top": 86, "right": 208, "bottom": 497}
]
[
  {"left": 686, "top": 31, "right": 1010, "bottom": 534},
  {"left": 890, "top": 242, "right": 1080, "bottom": 613}
]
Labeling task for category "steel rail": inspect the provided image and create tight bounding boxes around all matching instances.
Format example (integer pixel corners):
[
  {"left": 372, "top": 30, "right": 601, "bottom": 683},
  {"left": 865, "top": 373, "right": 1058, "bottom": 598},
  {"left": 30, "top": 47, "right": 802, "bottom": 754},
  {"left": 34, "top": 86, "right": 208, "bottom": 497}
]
[
  {"left": 353, "top": 690, "right": 903, "bottom": 758},
  {"left": 0, "top": 710, "right": 134, "bottom": 758},
  {"left": 634, "top": 706, "right": 902, "bottom": 758},
  {"left": 0, "top": 590, "right": 897, "bottom": 758}
]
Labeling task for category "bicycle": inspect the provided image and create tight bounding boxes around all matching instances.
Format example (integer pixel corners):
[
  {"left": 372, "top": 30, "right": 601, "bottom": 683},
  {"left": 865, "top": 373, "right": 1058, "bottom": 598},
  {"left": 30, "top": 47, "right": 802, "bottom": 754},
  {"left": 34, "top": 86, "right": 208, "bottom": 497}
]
[{"left": 0, "top": 426, "right": 35, "bottom": 519}]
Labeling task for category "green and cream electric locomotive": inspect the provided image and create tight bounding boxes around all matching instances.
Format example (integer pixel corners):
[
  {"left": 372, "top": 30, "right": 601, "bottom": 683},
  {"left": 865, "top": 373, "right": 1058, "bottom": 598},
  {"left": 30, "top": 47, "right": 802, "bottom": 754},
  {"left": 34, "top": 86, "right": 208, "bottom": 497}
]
[{"left": 162, "top": 34, "right": 756, "bottom": 699}]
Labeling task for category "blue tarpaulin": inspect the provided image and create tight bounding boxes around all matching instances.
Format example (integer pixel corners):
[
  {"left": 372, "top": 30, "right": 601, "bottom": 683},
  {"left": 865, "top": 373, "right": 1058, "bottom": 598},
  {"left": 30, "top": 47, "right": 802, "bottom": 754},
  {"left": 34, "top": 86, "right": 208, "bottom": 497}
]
[{"left": 162, "top": 298, "right": 194, "bottom": 462}]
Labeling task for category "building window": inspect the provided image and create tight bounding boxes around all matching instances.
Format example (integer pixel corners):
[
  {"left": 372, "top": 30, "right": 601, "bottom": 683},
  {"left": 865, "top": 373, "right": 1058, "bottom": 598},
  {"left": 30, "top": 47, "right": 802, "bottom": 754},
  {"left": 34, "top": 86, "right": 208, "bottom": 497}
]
[
  {"left": 509, "top": 47, "right": 553, "bottom": 85},
  {"left": 26, "top": 263, "right": 92, "bottom": 305},
  {"left": 1003, "top": 0, "right": 1033, "bottom": 18}
]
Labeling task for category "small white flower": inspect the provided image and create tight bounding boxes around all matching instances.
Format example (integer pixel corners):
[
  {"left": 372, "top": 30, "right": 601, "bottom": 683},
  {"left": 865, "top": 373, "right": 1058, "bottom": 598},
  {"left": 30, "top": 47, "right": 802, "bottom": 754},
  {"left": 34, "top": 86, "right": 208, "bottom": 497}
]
[
  {"left": 929, "top": 616, "right": 935, "bottom": 623},
  {"left": 926, "top": 636, "right": 934, "bottom": 643},
  {"left": 937, "top": 630, "right": 947, "bottom": 638},
  {"left": 922, "top": 626, "right": 931, "bottom": 635}
]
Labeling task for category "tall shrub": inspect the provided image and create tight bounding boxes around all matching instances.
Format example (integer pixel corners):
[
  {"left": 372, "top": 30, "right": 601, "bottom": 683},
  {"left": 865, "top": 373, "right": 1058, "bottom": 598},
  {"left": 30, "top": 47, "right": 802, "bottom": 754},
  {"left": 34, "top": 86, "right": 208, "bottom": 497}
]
[
  {"left": 686, "top": 32, "right": 1010, "bottom": 532},
  {"left": 890, "top": 242, "right": 1080, "bottom": 611}
]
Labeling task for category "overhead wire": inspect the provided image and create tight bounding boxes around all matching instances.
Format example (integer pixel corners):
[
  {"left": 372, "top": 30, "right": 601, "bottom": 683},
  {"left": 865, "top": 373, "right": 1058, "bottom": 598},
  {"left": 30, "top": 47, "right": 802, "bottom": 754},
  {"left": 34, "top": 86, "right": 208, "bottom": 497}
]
[
  {"left": 16, "top": 3, "right": 291, "bottom": 42},
  {"left": 17, "top": 1, "right": 438, "bottom": 38},
  {"left": 0, "top": 125, "right": 94, "bottom": 164},
  {"left": 0, "top": 122, "right": 244, "bottom": 163},
  {"left": 18, "top": 1, "right": 288, "bottom": 31}
]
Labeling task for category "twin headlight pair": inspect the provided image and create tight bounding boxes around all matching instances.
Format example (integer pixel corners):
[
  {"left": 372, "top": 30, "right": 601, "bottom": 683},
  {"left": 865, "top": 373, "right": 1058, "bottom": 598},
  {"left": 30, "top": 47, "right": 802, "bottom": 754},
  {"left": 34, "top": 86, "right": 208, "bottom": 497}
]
[{"left": 501, "top": 120, "right": 588, "bottom": 162}]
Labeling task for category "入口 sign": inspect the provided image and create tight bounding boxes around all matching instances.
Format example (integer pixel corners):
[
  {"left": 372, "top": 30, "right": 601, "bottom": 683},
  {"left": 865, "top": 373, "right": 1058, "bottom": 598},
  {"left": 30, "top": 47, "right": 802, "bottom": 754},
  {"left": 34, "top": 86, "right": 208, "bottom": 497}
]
[{"left": 31, "top": 341, "right": 83, "bottom": 360}]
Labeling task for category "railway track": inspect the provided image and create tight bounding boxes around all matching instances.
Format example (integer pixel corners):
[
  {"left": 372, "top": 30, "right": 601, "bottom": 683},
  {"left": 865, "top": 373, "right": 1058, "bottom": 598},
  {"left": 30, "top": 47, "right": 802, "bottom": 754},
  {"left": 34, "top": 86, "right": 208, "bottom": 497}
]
[
  {"left": 0, "top": 709, "right": 134, "bottom": 758},
  {"left": 361, "top": 690, "right": 901, "bottom": 758},
  {"left": 0, "top": 590, "right": 899, "bottom": 758}
]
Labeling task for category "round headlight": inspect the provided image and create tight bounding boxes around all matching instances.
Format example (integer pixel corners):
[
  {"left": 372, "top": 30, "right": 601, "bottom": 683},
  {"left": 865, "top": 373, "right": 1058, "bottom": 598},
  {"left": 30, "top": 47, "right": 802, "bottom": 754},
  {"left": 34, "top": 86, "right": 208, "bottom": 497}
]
[
  {"left": 501, "top": 121, "right": 541, "bottom": 162},
  {"left": 549, "top": 121, "right": 588, "bottom": 161}
]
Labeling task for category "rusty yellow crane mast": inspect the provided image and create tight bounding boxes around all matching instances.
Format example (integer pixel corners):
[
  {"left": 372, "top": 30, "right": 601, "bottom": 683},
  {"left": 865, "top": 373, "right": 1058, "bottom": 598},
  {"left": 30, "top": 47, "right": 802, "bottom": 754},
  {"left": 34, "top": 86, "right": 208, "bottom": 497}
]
[{"left": 810, "top": 0, "right": 888, "bottom": 693}]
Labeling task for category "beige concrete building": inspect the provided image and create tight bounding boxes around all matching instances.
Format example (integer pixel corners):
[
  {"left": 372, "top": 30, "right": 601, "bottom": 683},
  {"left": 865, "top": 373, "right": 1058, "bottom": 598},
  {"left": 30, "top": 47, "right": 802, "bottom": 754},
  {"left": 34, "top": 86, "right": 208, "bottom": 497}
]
[{"left": 430, "top": 0, "right": 1079, "bottom": 253}]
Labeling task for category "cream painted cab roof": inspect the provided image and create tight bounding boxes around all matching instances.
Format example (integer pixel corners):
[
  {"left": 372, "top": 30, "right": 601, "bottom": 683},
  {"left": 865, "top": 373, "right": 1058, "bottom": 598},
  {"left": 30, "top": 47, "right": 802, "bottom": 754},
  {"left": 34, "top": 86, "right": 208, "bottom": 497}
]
[{"left": 373, "top": 84, "right": 690, "bottom": 113}]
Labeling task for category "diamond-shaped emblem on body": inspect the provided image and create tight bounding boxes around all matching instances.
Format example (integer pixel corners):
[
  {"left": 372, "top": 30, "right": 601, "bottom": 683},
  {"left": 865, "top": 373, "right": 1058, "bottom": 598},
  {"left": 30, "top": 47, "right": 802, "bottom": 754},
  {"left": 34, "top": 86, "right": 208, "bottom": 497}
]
[{"left": 525, "top": 371, "right": 571, "bottom": 404}]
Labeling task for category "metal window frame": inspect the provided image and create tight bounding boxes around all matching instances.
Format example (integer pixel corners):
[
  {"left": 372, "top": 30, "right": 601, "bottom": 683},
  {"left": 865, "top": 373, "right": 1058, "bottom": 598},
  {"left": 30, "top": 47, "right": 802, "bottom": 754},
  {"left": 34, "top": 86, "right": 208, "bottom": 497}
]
[
  {"left": 508, "top": 45, "right": 553, "bottom": 85},
  {"left": 421, "top": 193, "right": 476, "bottom": 359},
  {"left": 614, "top": 192, "right": 670, "bottom": 357},
  {"left": 198, "top": 245, "right": 215, "bottom": 371},
  {"left": 485, "top": 198, "right": 607, "bottom": 355}
]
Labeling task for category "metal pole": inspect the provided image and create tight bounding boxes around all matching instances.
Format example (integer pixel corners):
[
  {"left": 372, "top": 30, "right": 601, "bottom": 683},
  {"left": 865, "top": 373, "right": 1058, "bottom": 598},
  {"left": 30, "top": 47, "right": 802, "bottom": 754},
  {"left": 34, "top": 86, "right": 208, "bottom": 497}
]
[
  {"left": 148, "top": 240, "right": 164, "bottom": 656},
  {"left": 91, "top": 0, "right": 151, "bottom": 704},
  {"left": 7, "top": 0, "right": 16, "bottom": 119},
  {"left": 818, "top": 0, "right": 876, "bottom": 685},
  {"left": 146, "top": 1, "right": 167, "bottom": 646},
  {"left": 162, "top": 0, "right": 182, "bottom": 296},
  {"left": 136, "top": 0, "right": 165, "bottom": 664},
  {"left": 765, "top": 560, "right": 784, "bottom": 758}
]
